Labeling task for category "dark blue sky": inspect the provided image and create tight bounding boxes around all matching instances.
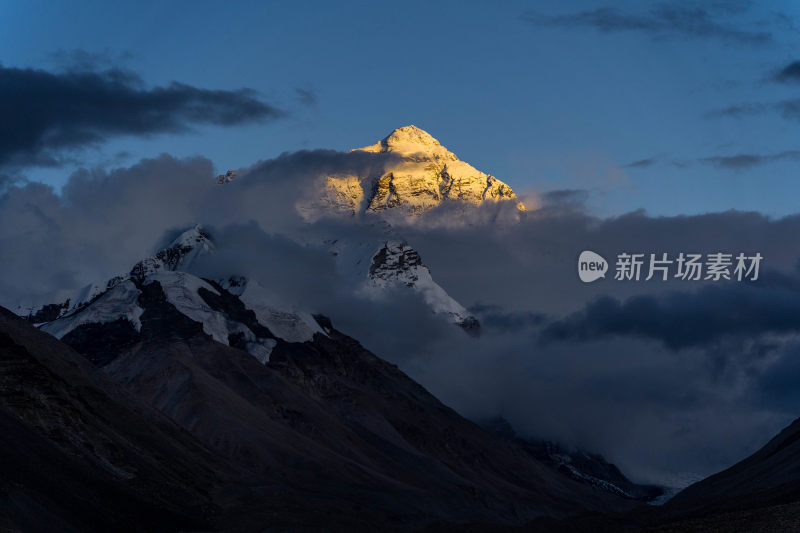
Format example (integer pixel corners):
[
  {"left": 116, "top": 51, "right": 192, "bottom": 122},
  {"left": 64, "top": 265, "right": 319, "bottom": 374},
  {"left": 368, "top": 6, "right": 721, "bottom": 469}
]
[{"left": 2, "top": 0, "right": 800, "bottom": 216}]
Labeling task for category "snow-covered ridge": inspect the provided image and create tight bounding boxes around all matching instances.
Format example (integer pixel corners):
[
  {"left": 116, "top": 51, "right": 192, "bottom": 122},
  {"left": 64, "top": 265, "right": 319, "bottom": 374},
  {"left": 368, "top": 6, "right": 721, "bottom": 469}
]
[
  {"left": 309, "top": 125, "right": 526, "bottom": 220},
  {"left": 20, "top": 225, "right": 328, "bottom": 365},
  {"left": 129, "top": 224, "right": 215, "bottom": 282},
  {"left": 361, "top": 240, "right": 480, "bottom": 333},
  {"left": 16, "top": 225, "right": 214, "bottom": 323},
  {"left": 41, "top": 280, "right": 144, "bottom": 339},
  {"left": 224, "top": 278, "right": 327, "bottom": 343}
]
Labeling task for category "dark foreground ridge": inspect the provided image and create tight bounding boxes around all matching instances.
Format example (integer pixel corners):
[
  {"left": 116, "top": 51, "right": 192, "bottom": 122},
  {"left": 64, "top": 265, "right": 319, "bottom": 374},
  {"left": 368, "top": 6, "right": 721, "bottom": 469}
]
[
  {"left": 0, "top": 307, "right": 222, "bottom": 532},
  {"left": 5, "top": 275, "right": 800, "bottom": 531},
  {"left": 428, "top": 416, "right": 800, "bottom": 531}
]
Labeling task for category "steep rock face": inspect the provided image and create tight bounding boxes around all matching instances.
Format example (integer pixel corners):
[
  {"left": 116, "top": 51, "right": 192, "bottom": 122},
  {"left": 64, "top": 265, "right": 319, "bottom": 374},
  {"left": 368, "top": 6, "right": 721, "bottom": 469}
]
[{"left": 318, "top": 125, "right": 526, "bottom": 219}]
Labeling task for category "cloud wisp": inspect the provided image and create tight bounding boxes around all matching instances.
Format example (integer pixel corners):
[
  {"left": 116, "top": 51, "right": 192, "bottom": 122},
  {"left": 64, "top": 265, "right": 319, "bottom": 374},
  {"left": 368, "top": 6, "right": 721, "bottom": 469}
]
[
  {"left": 522, "top": 3, "right": 771, "bottom": 46},
  {"left": 624, "top": 151, "right": 800, "bottom": 171},
  {"left": 699, "top": 150, "right": 800, "bottom": 169},
  {"left": 624, "top": 158, "right": 658, "bottom": 168},
  {"left": 771, "top": 60, "right": 800, "bottom": 83}
]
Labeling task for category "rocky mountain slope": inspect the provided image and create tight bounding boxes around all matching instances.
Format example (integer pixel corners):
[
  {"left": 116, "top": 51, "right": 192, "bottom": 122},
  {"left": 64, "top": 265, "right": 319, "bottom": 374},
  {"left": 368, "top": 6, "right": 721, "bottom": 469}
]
[
  {"left": 0, "top": 299, "right": 646, "bottom": 530},
  {"left": 482, "top": 417, "right": 663, "bottom": 503},
  {"left": 665, "top": 416, "right": 800, "bottom": 515},
  {"left": 484, "top": 418, "right": 800, "bottom": 532},
  {"left": 3, "top": 223, "right": 660, "bottom": 528},
  {"left": 97, "top": 288, "right": 640, "bottom": 528},
  {"left": 6, "top": 215, "right": 668, "bottom": 522}
]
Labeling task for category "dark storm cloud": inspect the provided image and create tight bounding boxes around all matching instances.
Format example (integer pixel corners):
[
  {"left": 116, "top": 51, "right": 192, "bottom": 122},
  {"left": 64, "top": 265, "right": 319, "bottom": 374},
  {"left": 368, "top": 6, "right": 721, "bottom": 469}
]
[
  {"left": 0, "top": 64, "right": 284, "bottom": 169},
  {"left": 522, "top": 3, "right": 771, "bottom": 45},
  {"left": 699, "top": 150, "right": 800, "bottom": 169},
  {"left": 771, "top": 60, "right": 800, "bottom": 83},
  {"left": 541, "top": 283, "right": 800, "bottom": 350}
]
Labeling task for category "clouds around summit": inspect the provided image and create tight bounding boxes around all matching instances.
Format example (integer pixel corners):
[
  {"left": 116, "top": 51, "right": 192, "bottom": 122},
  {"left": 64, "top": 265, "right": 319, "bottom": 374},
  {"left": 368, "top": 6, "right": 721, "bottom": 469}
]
[{"left": 3, "top": 147, "right": 800, "bottom": 484}]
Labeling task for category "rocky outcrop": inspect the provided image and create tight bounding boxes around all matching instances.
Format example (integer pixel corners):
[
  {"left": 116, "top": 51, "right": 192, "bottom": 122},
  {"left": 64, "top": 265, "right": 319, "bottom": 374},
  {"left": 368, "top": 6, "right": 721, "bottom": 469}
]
[{"left": 367, "top": 240, "right": 480, "bottom": 332}]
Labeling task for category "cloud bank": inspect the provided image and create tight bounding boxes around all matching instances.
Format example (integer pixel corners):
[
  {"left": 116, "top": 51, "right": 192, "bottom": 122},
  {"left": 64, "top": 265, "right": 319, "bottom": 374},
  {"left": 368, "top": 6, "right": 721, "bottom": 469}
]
[
  {"left": 3, "top": 149, "right": 800, "bottom": 486},
  {"left": 0, "top": 64, "right": 283, "bottom": 169}
]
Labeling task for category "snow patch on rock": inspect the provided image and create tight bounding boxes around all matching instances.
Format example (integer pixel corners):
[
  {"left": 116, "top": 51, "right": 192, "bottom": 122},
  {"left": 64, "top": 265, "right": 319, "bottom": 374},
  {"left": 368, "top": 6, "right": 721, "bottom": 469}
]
[
  {"left": 145, "top": 271, "right": 229, "bottom": 344},
  {"left": 235, "top": 279, "right": 327, "bottom": 343},
  {"left": 42, "top": 280, "right": 144, "bottom": 339},
  {"left": 363, "top": 240, "right": 476, "bottom": 327}
]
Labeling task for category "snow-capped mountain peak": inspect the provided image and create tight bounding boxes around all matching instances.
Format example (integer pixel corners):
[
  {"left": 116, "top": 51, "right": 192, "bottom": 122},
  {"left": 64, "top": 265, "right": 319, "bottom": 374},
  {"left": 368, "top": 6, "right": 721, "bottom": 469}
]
[
  {"left": 308, "top": 126, "right": 527, "bottom": 220},
  {"left": 129, "top": 224, "right": 214, "bottom": 282},
  {"left": 19, "top": 224, "right": 335, "bottom": 366},
  {"left": 357, "top": 125, "right": 458, "bottom": 161},
  {"left": 329, "top": 237, "right": 480, "bottom": 333},
  {"left": 369, "top": 240, "right": 479, "bottom": 333},
  {"left": 16, "top": 225, "right": 214, "bottom": 324}
]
